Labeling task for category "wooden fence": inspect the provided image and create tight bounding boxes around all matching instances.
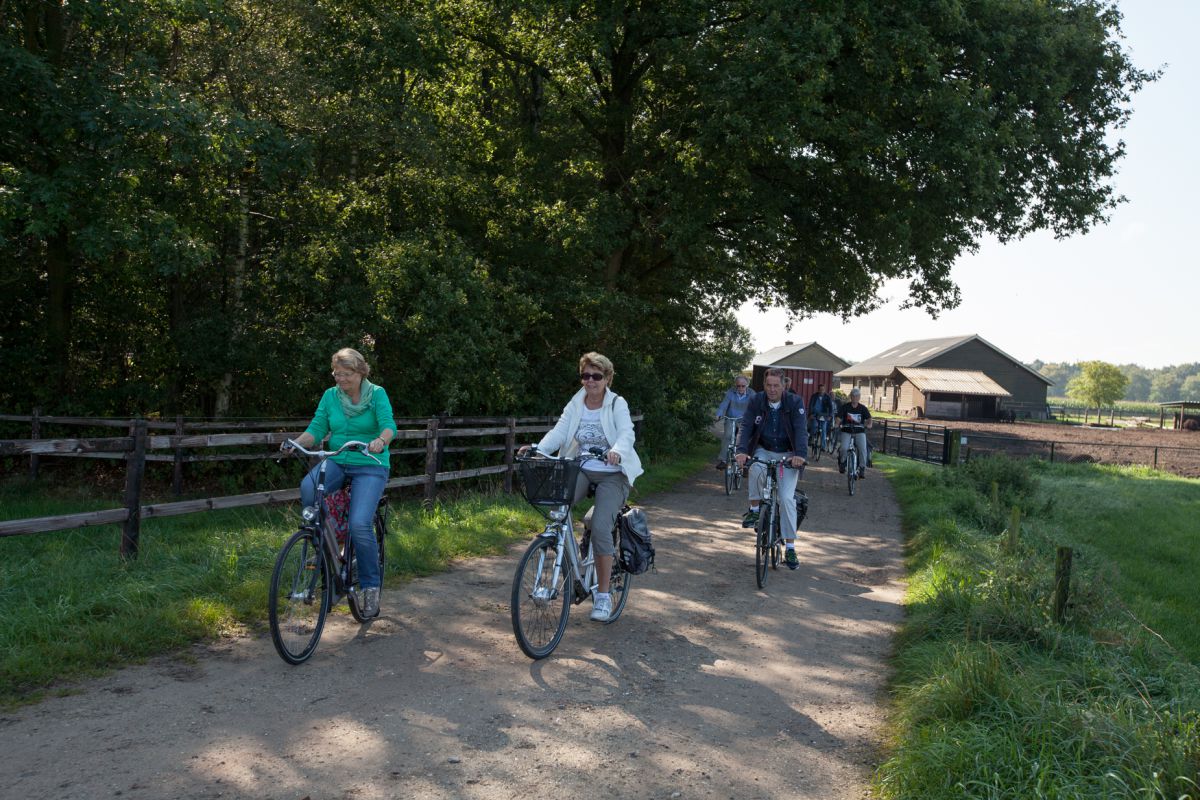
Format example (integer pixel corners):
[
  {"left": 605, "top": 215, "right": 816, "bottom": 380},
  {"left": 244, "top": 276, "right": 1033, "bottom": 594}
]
[{"left": 0, "top": 412, "right": 641, "bottom": 557}]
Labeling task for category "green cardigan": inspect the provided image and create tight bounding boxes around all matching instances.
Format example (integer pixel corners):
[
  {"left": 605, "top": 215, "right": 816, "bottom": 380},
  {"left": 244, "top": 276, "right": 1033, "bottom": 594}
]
[{"left": 303, "top": 385, "right": 397, "bottom": 468}]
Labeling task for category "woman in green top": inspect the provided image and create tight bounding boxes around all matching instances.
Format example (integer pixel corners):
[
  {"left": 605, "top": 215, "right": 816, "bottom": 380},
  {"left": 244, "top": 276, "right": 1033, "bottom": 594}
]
[{"left": 287, "top": 347, "right": 397, "bottom": 618}]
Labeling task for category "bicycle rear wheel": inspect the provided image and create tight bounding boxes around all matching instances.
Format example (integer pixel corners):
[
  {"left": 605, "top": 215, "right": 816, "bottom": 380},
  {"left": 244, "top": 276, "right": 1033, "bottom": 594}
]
[
  {"left": 269, "top": 529, "right": 331, "bottom": 665},
  {"left": 348, "top": 508, "right": 388, "bottom": 622},
  {"left": 847, "top": 449, "right": 858, "bottom": 496},
  {"left": 511, "top": 536, "right": 572, "bottom": 659},
  {"left": 755, "top": 503, "right": 773, "bottom": 589},
  {"left": 605, "top": 561, "right": 633, "bottom": 624}
]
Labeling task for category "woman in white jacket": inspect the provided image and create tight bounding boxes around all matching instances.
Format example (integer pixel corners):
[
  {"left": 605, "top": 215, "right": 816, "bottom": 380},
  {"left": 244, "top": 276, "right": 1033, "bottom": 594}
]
[{"left": 522, "top": 352, "right": 643, "bottom": 622}]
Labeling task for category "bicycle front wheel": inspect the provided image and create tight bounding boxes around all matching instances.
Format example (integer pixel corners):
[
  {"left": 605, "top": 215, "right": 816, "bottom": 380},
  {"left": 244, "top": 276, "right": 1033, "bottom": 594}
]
[
  {"left": 269, "top": 529, "right": 331, "bottom": 665},
  {"left": 348, "top": 509, "right": 389, "bottom": 623},
  {"left": 724, "top": 463, "right": 734, "bottom": 495},
  {"left": 511, "top": 536, "right": 572, "bottom": 659},
  {"left": 755, "top": 504, "right": 773, "bottom": 589},
  {"left": 847, "top": 450, "right": 858, "bottom": 496},
  {"left": 811, "top": 434, "right": 822, "bottom": 463}
]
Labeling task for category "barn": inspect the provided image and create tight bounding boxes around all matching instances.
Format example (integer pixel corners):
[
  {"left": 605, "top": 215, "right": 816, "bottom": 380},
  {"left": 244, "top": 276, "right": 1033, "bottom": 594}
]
[
  {"left": 834, "top": 334, "right": 1053, "bottom": 420},
  {"left": 749, "top": 341, "right": 851, "bottom": 398}
]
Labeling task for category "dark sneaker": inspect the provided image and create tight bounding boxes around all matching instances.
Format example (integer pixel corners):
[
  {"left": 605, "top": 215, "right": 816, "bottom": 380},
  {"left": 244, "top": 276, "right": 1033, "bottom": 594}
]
[
  {"left": 784, "top": 548, "right": 799, "bottom": 570},
  {"left": 741, "top": 509, "right": 760, "bottom": 528},
  {"left": 715, "top": 460, "right": 727, "bottom": 471},
  {"left": 858, "top": 468, "right": 866, "bottom": 479},
  {"left": 838, "top": 460, "right": 846, "bottom": 474}
]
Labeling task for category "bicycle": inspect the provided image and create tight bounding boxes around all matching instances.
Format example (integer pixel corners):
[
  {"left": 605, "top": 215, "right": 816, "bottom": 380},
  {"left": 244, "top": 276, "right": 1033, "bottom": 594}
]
[
  {"left": 743, "top": 455, "right": 805, "bottom": 589},
  {"left": 510, "top": 447, "right": 634, "bottom": 659},
  {"left": 269, "top": 439, "right": 389, "bottom": 664},
  {"left": 836, "top": 428, "right": 866, "bottom": 496},
  {"left": 808, "top": 415, "right": 833, "bottom": 463},
  {"left": 718, "top": 416, "right": 744, "bottom": 495}
]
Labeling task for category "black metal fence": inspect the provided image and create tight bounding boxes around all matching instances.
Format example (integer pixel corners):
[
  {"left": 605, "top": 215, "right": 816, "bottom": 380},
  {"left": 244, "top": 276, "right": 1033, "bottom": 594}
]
[{"left": 873, "top": 420, "right": 953, "bottom": 465}]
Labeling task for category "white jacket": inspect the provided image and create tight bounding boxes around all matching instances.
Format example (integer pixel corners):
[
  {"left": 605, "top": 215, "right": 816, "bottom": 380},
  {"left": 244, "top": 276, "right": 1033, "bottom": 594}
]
[{"left": 536, "top": 387, "right": 643, "bottom": 486}]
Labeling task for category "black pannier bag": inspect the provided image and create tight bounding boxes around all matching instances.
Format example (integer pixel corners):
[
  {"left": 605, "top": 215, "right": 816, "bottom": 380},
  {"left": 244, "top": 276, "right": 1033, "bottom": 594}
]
[
  {"left": 617, "top": 506, "right": 656, "bottom": 575},
  {"left": 796, "top": 491, "right": 809, "bottom": 526}
]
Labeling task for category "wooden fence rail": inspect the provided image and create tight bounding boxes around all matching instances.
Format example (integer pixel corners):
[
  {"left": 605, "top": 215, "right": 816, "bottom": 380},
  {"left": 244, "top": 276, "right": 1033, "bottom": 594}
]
[{"left": 0, "top": 412, "right": 642, "bottom": 557}]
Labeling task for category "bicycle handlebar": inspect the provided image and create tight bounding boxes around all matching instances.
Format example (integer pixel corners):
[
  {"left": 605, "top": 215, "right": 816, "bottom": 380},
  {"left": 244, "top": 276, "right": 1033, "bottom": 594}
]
[
  {"left": 517, "top": 445, "right": 613, "bottom": 465},
  {"left": 282, "top": 438, "right": 383, "bottom": 465},
  {"left": 740, "top": 455, "right": 805, "bottom": 469}
]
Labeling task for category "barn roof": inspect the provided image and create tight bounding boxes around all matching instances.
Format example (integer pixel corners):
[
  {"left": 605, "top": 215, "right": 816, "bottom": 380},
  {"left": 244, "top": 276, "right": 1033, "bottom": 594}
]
[
  {"left": 750, "top": 341, "right": 850, "bottom": 368},
  {"left": 898, "top": 368, "right": 1012, "bottom": 397},
  {"left": 835, "top": 334, "right": 1053, "bottom": 385}
]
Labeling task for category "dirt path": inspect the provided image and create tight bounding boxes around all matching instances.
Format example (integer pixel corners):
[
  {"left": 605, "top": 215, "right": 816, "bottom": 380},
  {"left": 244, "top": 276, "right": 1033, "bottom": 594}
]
[{"left": 0, "top": 458, "right": 905, "bottom": 800}]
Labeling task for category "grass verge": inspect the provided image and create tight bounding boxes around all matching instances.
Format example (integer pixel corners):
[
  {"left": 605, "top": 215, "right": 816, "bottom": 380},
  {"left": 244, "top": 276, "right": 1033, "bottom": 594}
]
[
  {"left": 876, "top": 454, "right": 1200, "bottom": 798},
  {"left": 0, "top": 440, "right": 713, "bottom": 707}
]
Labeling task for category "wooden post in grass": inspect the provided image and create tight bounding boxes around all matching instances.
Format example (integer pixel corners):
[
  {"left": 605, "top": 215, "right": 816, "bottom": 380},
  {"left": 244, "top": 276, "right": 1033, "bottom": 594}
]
[
  {"left": 503, "top": 416, "right": 516, "bottom": 493},
  {"left": 1053, "top": 546, "right": 1073, "bottom": 623},
  {"left": 423, "top": 417, "right": 440, "bottom": 509},
  {"left": 29, "top": 407, "right": 40, "bottom": 481},
  {"left": 1006, "top": 506, "right": 1021, "bottom": 552},
  {"left": 121, "top": 419, "right": 148, "bottom": 560}
]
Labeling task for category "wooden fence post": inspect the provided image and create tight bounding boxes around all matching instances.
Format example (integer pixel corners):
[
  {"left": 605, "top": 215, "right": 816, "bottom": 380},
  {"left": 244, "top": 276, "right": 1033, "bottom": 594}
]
[
  {"left": 423, "top": 417, "right": 440, "bottom": 509},
  {"left": 503, "top": 416, "right": 516, "bottom": 493},
  {"left": 172, "top": 414, "right": 185, "bottom": 497},
  {"left": 121, "top": 419, "right": 148, "bottom": 560},
  {"left": 29, "top": 407, "right": 40, "bottom": 481},
  {"left": 1053, "top": 546, "right": 1072, "bottom": 623},
  {"left": 1006, "top": 506, "right": 1021, "bottom": 552}
]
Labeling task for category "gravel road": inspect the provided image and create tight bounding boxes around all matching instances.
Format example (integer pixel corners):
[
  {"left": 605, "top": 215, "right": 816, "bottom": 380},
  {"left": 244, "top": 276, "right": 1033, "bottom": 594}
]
[{"left": 0, "top": 457, "right": 905, "bottom": 799}]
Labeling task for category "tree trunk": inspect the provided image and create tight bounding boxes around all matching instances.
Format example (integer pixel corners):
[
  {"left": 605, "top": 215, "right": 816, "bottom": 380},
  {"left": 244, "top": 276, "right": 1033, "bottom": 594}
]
[{"left": 214, "top": 174, "right": 249, "bottom": 417}]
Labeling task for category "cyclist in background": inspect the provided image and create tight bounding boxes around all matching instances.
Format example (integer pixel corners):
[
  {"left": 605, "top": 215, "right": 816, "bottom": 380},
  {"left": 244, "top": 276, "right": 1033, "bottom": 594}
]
[
  {"left": 807, "top": 383, "right": 834, "bottom": 445},
  {"left": 836, "top": 387, "right": 872, "bottom": 479},
  {"left": 714, "top": 375, "right": 752, "bottom": 470},
  {"left": 734, "top": 369, "right": 808, "bottom": 569}
]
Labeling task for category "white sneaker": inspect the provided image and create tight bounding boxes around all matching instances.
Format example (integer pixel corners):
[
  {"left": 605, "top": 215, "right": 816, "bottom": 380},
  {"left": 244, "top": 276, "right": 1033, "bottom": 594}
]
[
  {"left": 590, "top": 593, "right": 613, "bottom": 622},
  {"left": 360, "top": 587, "right": 380, "bottom": 618}
]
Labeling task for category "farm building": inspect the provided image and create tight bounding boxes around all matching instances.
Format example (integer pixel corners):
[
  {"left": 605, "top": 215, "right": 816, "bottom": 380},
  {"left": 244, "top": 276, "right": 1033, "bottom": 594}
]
[
  {"left": 834, "top": 334, "right": 1053, "bottom": 420},
  {"left": 748, "top": 341, "right": 851, "bottom": 397}
]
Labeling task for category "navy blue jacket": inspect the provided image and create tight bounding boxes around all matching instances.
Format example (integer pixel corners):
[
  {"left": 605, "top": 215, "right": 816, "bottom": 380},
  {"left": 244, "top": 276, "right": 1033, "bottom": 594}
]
[{"left": 736, "top": 392, "right": 808, "bottom": 459}]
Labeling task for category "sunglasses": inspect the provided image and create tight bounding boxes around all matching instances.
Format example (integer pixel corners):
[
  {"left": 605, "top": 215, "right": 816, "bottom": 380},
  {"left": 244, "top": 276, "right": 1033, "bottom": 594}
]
[{"left": 579, "top": 372, "right": 606, "bottom": 382}]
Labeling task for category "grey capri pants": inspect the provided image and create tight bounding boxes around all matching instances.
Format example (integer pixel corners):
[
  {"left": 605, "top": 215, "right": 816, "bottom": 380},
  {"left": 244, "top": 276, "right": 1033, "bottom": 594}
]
[{"left": 574, "top": 468, "right": 631, "bottom": 556}]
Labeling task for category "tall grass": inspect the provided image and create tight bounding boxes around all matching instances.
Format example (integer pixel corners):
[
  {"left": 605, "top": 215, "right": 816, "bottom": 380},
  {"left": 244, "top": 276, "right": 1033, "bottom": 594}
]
[
  {"left": 0, "top": 440, "right": 713, "bottom": 707},
  {"left": 878, "top": 455, "right": 1200, "bottom": 799}
]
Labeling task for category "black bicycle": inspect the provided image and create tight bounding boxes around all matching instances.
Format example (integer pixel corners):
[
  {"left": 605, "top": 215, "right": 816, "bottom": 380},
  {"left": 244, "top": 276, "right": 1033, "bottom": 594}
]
[
  {"left": 836, "top": 427, "right": 866, "bottom": 496},
  {"left": 719, "top": 416, "right": 744, "bottom": 495},
  {"left": 808, "top": 415, "right": 833, "bottom": 463},
  {"left": 743, "top": 456, "right": 805, "bottom": 589},
  {"left": 510, "top": 447, "right": 634, "bottom": 659},
  {"left": 269, "top": 439, "right": 389, "bottom": 664}
]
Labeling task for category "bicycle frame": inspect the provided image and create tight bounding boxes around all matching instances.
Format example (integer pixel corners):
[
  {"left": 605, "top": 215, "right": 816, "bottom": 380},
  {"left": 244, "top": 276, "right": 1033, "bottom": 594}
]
[{"left": 285, "top": 439, "right": 383, "bottom": 597}]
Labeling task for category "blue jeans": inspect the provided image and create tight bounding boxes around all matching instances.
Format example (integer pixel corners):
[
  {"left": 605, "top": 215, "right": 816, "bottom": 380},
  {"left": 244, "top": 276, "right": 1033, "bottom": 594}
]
[{"left": 300, "top": 462, "right": 389, "bottom": 589}]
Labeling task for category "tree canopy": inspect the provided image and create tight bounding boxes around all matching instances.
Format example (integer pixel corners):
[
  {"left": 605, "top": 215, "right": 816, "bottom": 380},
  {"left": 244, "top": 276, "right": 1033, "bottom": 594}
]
[
  {"left": 2, "top": 1, "right": 1153, "bottom": 446},
  {"left": 1066, "top": 360, "right": 1129, "bottom": 409}
]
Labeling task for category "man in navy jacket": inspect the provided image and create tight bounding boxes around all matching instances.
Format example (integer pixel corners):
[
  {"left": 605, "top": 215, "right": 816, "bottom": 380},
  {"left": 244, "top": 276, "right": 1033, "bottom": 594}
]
[{"left": 735, "top": 368, "right": 808, "bottom": 569}]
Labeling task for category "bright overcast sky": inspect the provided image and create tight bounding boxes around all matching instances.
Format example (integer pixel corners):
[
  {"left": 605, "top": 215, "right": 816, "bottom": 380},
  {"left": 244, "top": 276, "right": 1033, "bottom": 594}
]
[{"left": 736, "top": 0, "right": 1197, "bottom": 370}]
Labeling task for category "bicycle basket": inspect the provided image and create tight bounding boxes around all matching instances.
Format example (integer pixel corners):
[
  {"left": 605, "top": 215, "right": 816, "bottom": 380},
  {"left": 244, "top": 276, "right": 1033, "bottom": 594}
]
[{"left": 518, "top": 458, "right": 583, "bottom": 506}]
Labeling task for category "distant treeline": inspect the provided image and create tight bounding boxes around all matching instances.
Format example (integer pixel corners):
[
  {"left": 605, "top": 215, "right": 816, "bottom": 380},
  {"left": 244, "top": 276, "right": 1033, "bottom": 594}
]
[{"left": 1029, "top": 361, "right": 1200, "bottom": 403}]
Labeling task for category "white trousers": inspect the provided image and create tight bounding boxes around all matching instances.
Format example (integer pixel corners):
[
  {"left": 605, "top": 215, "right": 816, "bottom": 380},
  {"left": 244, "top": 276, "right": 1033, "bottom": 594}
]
[{"left": 748, "top": 447, "right": 800, "bottom": 541}]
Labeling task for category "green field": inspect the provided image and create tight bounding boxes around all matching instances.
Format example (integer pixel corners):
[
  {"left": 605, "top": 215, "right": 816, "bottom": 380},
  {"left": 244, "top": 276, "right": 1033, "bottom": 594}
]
[
  {"left": 877, "top": 454, "right": 1200, "bottom": 798},
  {"left": 0, "top": 442, "right": 712, "bottom": 707}
]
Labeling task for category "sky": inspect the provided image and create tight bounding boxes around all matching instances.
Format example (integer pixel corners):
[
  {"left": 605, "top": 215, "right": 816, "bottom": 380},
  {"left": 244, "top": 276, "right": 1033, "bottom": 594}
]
[{"left": 736, "top": 0, "right": 1198, "bottom": 370}]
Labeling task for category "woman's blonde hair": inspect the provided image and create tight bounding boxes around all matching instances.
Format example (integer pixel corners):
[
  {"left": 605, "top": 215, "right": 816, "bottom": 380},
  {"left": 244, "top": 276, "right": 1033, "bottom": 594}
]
[
  {"left": 579, "top": 351, "right": 615, "bottom": 383},
  {"left": 331, "top": 347, "right": 371, "bottom": 377}
]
